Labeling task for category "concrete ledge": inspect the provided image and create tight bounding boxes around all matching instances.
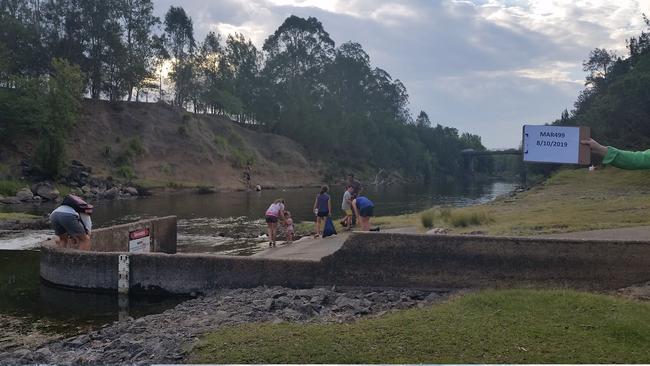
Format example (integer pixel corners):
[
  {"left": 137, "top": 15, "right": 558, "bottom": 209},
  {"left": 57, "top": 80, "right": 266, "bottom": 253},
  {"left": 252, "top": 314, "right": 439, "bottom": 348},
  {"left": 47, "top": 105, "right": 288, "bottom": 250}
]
[
  {"left": 320, "top": 233, "right": 650, "bottom": 290},
  {"left": 40, "top": 230, "right": 650, "bottom": 294},
  {"left": 41, "top": 244, "right": 321, "bottom": 293},
  {"left": 90, "top": 216, "right": 177, "bottom": 253}
]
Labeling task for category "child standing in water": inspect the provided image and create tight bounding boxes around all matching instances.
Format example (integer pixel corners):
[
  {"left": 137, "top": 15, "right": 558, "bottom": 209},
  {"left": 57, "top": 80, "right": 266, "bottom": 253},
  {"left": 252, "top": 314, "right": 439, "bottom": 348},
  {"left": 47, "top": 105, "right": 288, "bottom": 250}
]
[
  {"left": 313, "top": 185, "right": 331, "bottom": 238},
  {"left": 284, "top": 211, "right": 294, "bottom": 243}
]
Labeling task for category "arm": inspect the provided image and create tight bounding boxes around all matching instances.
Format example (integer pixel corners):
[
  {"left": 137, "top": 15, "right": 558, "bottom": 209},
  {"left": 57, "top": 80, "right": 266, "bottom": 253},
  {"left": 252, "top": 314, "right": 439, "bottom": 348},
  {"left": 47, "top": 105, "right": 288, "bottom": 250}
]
[
  {"left": 313, "top": 196, "right": 318, "bottom": 211},
  {"left": 582, "top": 138, "right": 650, "bottom": 170},
  {"left": 352, "top": 199, "right": 360, "bottom": 219},
  {"left": 328, "top": 197, "right": 332, "bottom": 216}
]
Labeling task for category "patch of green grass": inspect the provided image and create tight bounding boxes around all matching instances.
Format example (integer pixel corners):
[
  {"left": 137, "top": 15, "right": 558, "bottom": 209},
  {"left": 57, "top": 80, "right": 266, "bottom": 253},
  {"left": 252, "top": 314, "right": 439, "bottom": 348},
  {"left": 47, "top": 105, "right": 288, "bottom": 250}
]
[
  {"left": 54, "top": 184, "right": 72, "bottom": 197},
  {"left": 449, "top": 209, "right": 494, "bottom": 227},
  {"left": 191, "top": 289, "right": 650, "bottom": 364},
  {"left": 0, "top": 179, "right": 25, "bottom": 196},
  {"left": 0, "top": 212, "right": 40, "bottom": 221}
]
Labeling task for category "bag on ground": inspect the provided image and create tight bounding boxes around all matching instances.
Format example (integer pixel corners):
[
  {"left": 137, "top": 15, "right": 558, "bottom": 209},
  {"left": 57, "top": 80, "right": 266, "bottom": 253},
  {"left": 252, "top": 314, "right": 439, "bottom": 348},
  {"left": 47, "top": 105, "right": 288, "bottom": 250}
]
[{"left": 323, "top": 217, "right": 337, "bottom": 237}]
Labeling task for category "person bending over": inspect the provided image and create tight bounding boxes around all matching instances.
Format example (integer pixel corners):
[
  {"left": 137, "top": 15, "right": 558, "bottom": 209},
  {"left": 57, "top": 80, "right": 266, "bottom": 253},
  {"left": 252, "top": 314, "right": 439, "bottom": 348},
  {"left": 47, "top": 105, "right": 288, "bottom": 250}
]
[{"left": 50, "top": 194, "right": 93, "bottom": 251}]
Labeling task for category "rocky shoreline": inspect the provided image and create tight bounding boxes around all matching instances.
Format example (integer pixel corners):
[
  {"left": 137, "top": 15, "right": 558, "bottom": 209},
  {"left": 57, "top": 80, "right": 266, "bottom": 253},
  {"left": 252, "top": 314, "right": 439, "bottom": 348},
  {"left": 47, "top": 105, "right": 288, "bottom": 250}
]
[{"left": 0, "top": 286, "right": 459, "bottom": 365}]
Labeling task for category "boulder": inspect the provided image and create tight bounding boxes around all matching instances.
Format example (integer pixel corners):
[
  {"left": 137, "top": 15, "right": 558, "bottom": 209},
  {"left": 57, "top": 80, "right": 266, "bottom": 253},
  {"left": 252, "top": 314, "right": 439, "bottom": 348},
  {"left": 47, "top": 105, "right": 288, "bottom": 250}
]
[
  {"left": 101, "top": 187, "right": 120, "bottom": 199},
  {"left": 0, "top": 195, "right": 21, "bottom": 204},
  {"left": 124, "top": 186, "right": 139, "bottom": 196},
  {"left": 31, "top": 182, "right": 60, "bottom": 201},
  {"left": 16, "top": 187, "right": 34, "bottom": 201}
]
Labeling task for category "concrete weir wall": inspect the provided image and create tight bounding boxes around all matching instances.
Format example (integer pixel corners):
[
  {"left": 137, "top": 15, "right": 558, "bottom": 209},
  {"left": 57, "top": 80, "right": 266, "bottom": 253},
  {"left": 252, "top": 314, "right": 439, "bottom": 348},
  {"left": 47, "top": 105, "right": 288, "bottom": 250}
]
[
  {"left": 41, "top": 225, "right": 650, "bottom": 293},
  {"left": 321, "top": 233, "right": 650, "bottom": 290}
]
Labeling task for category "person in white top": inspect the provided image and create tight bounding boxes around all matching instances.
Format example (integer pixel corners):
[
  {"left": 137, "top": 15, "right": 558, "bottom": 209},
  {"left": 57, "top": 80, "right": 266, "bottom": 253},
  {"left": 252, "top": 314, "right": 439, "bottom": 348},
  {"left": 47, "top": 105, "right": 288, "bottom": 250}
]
[
  {"left": 264, "top": 198, "right": 285, "bottom": 247},
  {"left": 49, "top": 196, "right": 93, "bottom": 250}
]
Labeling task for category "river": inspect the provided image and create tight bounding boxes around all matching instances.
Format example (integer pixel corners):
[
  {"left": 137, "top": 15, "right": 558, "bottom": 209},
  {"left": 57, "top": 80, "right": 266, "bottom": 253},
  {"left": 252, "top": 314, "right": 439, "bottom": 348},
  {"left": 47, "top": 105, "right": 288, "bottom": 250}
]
[{"left": 0, "top": 180, "right": 515, "bottom": 336}]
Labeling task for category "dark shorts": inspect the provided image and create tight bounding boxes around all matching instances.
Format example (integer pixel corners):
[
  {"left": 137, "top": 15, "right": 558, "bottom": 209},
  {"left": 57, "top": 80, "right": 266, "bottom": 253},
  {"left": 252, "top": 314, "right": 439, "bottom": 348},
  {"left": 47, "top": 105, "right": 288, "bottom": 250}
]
[
  {"left": 51, "top": 211, "right": 86, "bottom": 236},
  {"left": 359, "top": 206, "right": 374, "bottom": 217},
  {"left": 317, "top": 211, "right": 329, "bottom": 217},
  {"left": 265, "top": 215, "right": 278, "bottom": 223}
]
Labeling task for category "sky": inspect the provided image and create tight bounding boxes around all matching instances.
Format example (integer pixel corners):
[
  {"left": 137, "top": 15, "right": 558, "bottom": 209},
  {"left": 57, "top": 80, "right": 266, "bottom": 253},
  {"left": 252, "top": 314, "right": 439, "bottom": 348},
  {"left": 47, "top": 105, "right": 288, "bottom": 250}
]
[{"left": 151, "top": 0, "right": 650, "bottom": 149}]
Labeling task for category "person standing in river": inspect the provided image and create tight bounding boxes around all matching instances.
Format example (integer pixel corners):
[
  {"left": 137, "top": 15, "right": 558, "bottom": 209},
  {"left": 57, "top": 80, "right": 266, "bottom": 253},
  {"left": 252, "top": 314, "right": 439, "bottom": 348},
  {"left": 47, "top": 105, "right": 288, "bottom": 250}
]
[
  {"left": 264, "top": 199, "right": 285, "bottom": 247},
  {"left": 313, "top": 185, "right": 331, "bottom": 238}
]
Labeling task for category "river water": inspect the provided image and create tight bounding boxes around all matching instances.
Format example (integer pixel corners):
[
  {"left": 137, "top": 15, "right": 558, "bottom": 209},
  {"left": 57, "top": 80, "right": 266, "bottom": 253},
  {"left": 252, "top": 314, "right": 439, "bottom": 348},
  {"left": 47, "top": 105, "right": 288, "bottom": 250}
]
[{"left": 0, "top": 181, "right": 515, "bottom": 334}]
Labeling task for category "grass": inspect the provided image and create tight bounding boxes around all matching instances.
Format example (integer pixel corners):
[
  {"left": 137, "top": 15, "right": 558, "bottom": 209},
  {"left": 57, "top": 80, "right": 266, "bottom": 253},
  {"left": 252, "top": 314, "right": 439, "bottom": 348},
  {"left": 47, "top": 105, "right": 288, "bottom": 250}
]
[
  {"left": 0, "top": 179, "right": 25, "bottom": 196},
  {"left": 372, "top": 167, "right": 650, "bottom": 236},
  {"left": 191, "top": 289, "right": 650, "bottom": 364},
  {"left": 0, "top": 212, "right": 40, "bottom": 221}
]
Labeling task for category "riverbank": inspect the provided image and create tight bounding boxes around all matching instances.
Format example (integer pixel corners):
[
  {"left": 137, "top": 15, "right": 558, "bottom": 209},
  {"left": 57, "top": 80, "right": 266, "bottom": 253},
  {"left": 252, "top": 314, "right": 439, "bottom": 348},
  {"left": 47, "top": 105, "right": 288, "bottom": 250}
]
[
  {"left": 0, "top": 286, "right": 454, "bottom": 364},
  {"left": 367, "top": 167, "right": 650, "bottom": 236}
]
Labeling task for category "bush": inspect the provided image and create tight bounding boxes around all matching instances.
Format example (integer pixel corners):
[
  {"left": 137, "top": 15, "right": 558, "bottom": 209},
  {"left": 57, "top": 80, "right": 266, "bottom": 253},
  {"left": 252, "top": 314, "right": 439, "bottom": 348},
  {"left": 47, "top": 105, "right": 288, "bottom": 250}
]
[
  {"left": 160, "top": 163, "right": 173, "bottom": 176},
  {"left": 0, "top": 180, "right": 24, "bottom": 196},
  {"left": 116, "top": 165, "right": 136, "bottom": 181},
  {"left": 420, "top": 210, "right": 435, "bottom": 229},
  {"left": 128, "top": 137, "right": 145, "bottom": 156},
  {"left": 449, "top": 210, "right": 494, "bottom": 227}
]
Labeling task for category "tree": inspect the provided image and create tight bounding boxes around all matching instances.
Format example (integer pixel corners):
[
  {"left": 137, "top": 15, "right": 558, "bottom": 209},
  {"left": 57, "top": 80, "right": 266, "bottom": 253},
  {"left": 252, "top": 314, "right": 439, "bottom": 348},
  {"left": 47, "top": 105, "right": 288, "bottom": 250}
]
[
  {"left": 582, "top": 48, "right": 616, "bottom": 85},
  {"left": 224, "top": 33, "right": 261, "bottom": 121},
  {"left": 35, "top": 59, "right": 84, "bottom": 177},
  {"left": 415, "top": 110, "right": 431, "bottom": 128},
  {"left": 120, "top": 0, "right": 159, "bottom": 101},
  {"left": 163, "top": 6, "right": 195, "bottom": 106}
]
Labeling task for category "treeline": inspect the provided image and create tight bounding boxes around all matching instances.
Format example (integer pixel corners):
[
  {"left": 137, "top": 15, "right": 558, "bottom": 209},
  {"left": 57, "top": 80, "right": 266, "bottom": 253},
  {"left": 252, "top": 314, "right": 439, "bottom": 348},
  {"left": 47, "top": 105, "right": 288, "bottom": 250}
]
[
  {"left": 0, "top": 1, "right": 488, "bottom": 180},
  {"left": 554, "top": 15, "right": 650, "bottom": 151}
]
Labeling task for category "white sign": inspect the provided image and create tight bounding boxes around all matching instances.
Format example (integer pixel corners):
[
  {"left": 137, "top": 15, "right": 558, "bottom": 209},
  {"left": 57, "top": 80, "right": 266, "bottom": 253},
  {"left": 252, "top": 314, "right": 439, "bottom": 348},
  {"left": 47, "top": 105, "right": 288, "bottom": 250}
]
[
  {"left": 128, "top": 228, "right": 151, "bottom": 253},
  {"left": 523, "top": 125, "right": 583, "bottom": 164}
]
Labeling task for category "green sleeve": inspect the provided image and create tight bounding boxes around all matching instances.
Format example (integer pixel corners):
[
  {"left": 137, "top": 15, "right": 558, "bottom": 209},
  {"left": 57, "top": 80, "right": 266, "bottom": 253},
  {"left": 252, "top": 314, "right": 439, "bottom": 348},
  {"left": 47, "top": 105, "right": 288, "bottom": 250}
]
[{"left": 602, "top": 146, "right": 650, "bottom": 170}]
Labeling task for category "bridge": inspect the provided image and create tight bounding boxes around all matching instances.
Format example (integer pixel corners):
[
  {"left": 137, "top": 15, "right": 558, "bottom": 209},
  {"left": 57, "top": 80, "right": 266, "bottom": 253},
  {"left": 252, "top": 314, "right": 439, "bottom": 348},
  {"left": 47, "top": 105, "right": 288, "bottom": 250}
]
[{"left": 461, "top": 148, "right": 526, "bottom": 186}]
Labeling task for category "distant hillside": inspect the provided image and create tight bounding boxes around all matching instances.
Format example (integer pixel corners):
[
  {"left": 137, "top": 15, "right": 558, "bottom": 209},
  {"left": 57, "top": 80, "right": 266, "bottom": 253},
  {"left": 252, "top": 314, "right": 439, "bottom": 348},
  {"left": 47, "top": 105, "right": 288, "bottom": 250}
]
[{"left": 1, "top": 100, "right": 321, "bottom": 190}]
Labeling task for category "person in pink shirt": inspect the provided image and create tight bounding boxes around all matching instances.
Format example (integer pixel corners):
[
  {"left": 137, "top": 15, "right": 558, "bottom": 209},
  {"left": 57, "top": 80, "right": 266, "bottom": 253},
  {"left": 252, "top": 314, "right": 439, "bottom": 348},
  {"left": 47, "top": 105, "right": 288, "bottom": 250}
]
[{"left": 265, "top": 198, "right": 285, "bottom": 247}]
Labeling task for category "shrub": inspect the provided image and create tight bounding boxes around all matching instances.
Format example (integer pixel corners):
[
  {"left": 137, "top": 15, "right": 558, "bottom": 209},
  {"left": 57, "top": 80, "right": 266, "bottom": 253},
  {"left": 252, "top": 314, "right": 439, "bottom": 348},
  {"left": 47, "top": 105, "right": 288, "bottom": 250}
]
[
  {"left": 160, "top": 163, "right": 173, "bottom": 176},
  {"left": 420, "top": 210, "right": 435, "bottom": 229},
  {"left": 449, "top": 210, "right": 494, "bottom": 227},
  {"left": 0, "top": 180, "right": 24, "bottom": 196},
  {"left": 116, "top": 165, "right": 136, "bottom": 181},
  {"left": 214, "top": 135, "right": 229, "bottom": 149},
  {"left": 128, "top": 137, "right": 145, "bottom": 156}
]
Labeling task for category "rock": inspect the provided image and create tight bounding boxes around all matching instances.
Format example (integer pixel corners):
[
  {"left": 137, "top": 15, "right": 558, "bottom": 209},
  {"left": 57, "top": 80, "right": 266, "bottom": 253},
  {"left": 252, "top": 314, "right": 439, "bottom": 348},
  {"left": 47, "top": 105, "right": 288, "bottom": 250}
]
[
  {"left": 81, "top": 185, "right": 91, "bottom": 194},
  {"left": 32, "top": 195, "right": 42, "bottom": 202},
  {"left": 31, "top": 182, "right": 59, "bottom": 201},
  {"left": 0, "top": 196, "right": 21, "bottom": 204},
  {"left": 101, "top": 187, "right": 119, "bottom": 199},
  {"left": 426, "top": 227, "right": 449, "bottom": 235},
  {"left": 124, "top": 187, "right": 139, "bottom": 196},
  {"left": 16, "top": 187, "right": 34, "bottom": 201}
]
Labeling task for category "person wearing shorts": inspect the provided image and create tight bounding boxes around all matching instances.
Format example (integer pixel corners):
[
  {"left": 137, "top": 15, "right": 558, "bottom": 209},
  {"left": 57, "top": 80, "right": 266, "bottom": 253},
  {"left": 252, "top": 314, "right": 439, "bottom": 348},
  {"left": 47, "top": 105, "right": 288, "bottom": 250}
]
[
  {"left": 265, "top": 199, "right": 285, "bottom": 247},
  {"left": 313, "top": 185, "right": 331, "bottom": 238},
  {"left": 352, "top": 195, "right": 374, "bottom": 231},
  {"left": 341, "top": 185, "right": 353, "bottom": 230},
  {"left": 50, "top": 204, "right": 92, "bottom": 250}
]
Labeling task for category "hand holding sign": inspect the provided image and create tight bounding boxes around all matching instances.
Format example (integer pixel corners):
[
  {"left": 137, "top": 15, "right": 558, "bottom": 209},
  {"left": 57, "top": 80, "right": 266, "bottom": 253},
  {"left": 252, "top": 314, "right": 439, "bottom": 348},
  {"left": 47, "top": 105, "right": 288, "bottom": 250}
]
[
  {"left": 523, "top": 125, "right": 590, "bottom": 165},
  {"left": 580, "top": 138, "right": 608, "bottom": 157}
]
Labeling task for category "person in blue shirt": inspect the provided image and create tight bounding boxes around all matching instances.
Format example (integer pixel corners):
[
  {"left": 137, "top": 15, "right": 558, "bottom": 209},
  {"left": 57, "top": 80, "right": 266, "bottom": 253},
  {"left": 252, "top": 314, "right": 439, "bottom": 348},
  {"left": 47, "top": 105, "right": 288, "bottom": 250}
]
[
  {"left": 313, "top": 185, "right": 332, "bottom": 238},
  {"left": 352, "top": 195, "right": 374, "bottom": 231}
]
